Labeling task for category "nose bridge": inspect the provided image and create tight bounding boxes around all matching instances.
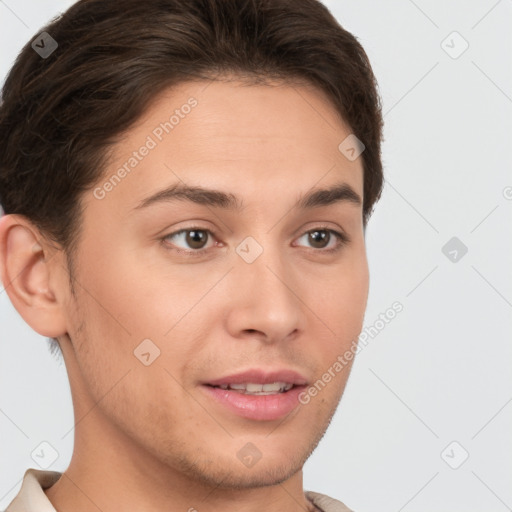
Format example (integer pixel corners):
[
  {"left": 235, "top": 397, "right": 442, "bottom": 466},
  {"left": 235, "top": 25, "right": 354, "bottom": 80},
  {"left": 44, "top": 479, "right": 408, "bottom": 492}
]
[
  {"left": 236, "top": 232, "right": 289, "bottom": 291},
  {"left": 228, "top": 233, "right": 303, "bottom": 340}
]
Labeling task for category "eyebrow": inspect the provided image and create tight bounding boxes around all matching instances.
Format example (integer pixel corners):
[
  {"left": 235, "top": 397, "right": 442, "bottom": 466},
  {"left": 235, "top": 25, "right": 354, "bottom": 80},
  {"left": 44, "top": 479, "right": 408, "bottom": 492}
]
[{"left": 133, "top": 181, "right": 361, "bottom": 211}]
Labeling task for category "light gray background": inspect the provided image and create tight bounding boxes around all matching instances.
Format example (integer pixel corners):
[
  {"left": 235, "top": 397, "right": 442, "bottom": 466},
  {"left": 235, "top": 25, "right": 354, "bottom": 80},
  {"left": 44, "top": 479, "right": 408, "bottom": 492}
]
[{"left": 1, "top": 1, "right": 511, "bottom": 510}]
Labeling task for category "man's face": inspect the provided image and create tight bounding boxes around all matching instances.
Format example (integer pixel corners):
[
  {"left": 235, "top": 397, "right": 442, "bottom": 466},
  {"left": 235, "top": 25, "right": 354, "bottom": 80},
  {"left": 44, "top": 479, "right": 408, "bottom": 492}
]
[{"left": 58, "top": 79, "right": 368, "bottom": 488}]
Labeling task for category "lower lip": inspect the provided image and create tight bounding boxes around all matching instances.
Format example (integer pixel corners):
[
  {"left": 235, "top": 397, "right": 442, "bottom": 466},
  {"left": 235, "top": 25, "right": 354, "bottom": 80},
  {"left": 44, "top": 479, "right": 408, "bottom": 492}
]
[{"left": 201, "top": 385, "right": 306, "bottom": 421}]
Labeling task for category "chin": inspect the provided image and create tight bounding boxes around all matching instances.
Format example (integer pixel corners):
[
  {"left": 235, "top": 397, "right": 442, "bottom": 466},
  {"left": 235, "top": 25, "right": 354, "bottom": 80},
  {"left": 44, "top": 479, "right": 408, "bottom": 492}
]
[
  {"left": 195, "top": 458, "right": 304, "bottom": 490},
  {"left": 165, "top": 442, "right": 311, "bottom": 490}
]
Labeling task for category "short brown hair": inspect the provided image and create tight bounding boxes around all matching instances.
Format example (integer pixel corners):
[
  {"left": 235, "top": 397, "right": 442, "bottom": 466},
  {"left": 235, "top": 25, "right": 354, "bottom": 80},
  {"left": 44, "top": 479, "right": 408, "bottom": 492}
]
[{"left": 0, "top": 0, "right": 383, "bottom": 259}]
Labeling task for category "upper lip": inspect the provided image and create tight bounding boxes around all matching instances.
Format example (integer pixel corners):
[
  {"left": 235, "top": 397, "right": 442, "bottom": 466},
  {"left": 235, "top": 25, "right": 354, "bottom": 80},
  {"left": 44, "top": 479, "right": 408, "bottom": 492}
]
[{"left": 204, "top": 368, "right": 308, "bottom": 387}]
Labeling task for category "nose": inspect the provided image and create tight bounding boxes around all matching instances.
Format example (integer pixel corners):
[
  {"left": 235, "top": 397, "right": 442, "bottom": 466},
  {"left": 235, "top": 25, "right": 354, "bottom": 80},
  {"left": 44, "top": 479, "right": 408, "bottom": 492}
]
[{"left": 223, "top": 241, "right": 305, "bottom": 345}]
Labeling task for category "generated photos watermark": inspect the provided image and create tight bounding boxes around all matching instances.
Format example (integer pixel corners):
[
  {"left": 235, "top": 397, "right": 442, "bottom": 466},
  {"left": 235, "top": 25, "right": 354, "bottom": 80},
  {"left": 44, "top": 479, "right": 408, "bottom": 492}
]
[
  {"left": 298, "top": 301, "right": 403, "bottom": 405},
  {"left": 93, "top": 97, "right": 198, "bottom": 200}
]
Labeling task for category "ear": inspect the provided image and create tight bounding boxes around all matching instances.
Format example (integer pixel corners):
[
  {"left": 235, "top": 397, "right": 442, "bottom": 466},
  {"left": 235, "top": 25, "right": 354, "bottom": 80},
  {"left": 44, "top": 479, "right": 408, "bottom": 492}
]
[{"left": 0, "top": 214, "right": 68, "bottom": 338}]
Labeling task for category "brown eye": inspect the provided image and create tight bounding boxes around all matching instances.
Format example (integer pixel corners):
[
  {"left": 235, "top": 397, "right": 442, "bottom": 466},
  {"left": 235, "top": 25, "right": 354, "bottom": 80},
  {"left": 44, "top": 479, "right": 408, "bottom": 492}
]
[
  {"left": 185, "top": 229, "right": 209, "bottom": 249},
  {"left": 307, "top": 230, "right": 331, "bottom": 249},
  {"left": 295, "top": 228, "right": 348, "bottom": 252},
  {"left": 163, "top": 228, "right": 214, "bottom": 252}
]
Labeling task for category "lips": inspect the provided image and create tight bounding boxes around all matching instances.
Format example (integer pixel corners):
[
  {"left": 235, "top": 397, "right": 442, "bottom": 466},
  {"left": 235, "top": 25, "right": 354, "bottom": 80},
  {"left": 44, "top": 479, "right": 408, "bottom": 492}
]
[
  {"left": 204, "top": 369, "right": 308, "bottom": 387},
  {"left": 200, "top": 368, "right": 308, "bottom": 421}
]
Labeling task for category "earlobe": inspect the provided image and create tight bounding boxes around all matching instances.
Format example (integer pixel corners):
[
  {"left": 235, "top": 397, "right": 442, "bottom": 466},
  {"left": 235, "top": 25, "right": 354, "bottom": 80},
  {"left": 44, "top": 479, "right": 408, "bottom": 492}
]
[{"left": 0, "top": 214, "right": 68, "bottom": 338}]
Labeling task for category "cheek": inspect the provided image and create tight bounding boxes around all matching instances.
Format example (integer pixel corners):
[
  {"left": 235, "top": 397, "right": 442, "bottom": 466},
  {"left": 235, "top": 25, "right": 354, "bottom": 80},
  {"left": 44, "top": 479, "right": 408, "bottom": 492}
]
[
  {"left": 75, "top": 243, "right": 171, "bottom": 340},
  {"left": 69, "top": 246, "right": 208, "bottom": 393},
  {"left": 319, "top": 253, "right": 369, "bottom": 333},
  {"left": 305, "top": 254, "right": 368, "bottom": 380}
]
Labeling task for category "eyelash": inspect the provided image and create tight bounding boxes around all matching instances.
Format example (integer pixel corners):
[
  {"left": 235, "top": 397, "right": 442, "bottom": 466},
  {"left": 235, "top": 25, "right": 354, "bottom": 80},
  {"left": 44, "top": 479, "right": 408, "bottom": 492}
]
[{"left": 161, "top": 226, "right": 350, "bottom": 257}]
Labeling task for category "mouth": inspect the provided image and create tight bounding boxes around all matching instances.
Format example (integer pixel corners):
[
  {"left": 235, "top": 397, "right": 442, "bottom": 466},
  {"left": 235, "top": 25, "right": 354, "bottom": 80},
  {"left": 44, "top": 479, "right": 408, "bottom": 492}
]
[
  {"left": 205, "top": 381, "right": 295, "bottom": 395},
  {"left": 200, "top": 369, "right": 308, "bottom": 421}
]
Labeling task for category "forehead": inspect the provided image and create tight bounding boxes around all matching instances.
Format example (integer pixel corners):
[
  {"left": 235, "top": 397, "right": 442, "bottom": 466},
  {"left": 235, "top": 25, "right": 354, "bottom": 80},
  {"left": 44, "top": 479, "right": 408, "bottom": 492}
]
[{"left": 88, "top": 79, "right": 363, "bottom": 214}]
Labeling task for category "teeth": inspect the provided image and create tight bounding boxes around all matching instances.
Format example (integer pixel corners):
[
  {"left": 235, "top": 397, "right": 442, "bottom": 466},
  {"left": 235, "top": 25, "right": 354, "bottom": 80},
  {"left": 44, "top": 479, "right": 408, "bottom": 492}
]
[
  {"left": 229, "top": 383, "right": 247, "bottom": 391},
  {"left": 246, "top": 383, "right": 264, "bottom": 393},
  {"left": 214, "top": 382, "right": 294, "bottom": 394}
]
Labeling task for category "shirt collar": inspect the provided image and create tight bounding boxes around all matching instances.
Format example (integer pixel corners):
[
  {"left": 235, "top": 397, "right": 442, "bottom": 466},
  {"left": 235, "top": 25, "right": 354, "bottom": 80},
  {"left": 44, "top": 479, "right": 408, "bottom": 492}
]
[{"left": 5, "top": 468, "right": 61, "bottom": 512}]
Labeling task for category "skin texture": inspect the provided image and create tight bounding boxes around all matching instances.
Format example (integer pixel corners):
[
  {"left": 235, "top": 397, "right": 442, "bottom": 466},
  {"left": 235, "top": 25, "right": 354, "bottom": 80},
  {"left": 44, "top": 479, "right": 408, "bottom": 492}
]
[{"left": 0, "top": 79, "right": 368, "bottom": 512}]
